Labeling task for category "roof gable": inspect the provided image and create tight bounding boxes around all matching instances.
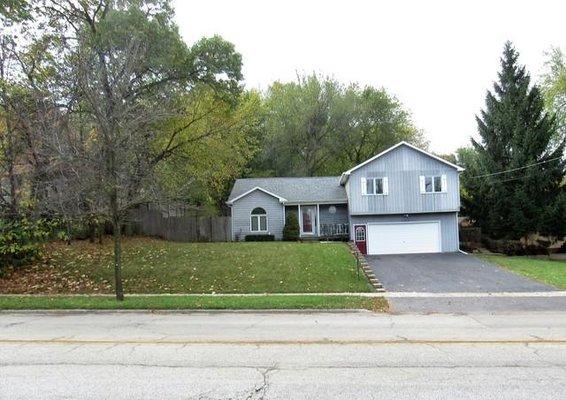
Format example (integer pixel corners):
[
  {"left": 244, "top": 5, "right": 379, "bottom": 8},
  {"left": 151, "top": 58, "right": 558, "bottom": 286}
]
[
  {"left": 226, "top": 186, "right": 287, "bottom": 205},
  {"left": 340, "top": 141, "right": 464, "bottom": 184}
]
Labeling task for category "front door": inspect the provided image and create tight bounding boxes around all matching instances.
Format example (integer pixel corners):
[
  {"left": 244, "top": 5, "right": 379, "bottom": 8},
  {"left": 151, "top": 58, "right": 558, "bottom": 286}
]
[
  {"left": 301, "top": 205, "right": 317, "bottom": 235},
  {"left": 354, "top": 225, "right": 367, "bottom": 254}
]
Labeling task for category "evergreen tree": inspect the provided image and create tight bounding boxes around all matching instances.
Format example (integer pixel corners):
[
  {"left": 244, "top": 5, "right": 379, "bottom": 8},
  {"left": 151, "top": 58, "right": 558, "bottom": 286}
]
[
  {"left": 463, "top": 42, "right": 565, "bottom": 239},
  {"left": 282, "top": 212, "right": 300, "bottom": 241}
]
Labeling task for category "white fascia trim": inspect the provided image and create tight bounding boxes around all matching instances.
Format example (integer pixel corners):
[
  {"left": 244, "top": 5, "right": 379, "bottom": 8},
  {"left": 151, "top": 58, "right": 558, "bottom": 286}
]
[
  {"left": 226, "top": 187, "right": 287, "bottom": 205},
  {"left": 339, "top": 141, "right": 465, "bottom": 185},
  {"left": 349, "top": 209, "right": 461, "bottom": 216},
  {"left": 284, "top": 200, "right": 348, "bottom": 205}
]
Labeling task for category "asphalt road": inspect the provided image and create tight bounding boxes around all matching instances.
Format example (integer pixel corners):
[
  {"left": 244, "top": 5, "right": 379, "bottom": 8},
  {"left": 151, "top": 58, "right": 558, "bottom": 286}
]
[{"left": 1, "top": 311, "right": 566, "bottom": 399}]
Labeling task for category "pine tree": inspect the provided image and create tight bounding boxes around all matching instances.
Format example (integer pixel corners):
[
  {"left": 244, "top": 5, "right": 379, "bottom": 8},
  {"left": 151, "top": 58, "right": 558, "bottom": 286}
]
[{"left": 465, "top": 41, "right": 565, "bottom": 239}]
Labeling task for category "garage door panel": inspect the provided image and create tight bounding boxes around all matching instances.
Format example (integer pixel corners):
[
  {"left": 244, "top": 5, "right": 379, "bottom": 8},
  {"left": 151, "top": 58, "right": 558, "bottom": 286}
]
[{"left": 367, "top": 222, "right": 440, "bottom": 255}]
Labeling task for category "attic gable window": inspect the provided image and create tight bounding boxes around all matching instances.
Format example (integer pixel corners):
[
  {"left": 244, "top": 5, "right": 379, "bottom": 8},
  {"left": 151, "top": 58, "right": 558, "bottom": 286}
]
[{"left": 250, "top": 207, "right": 268, "bottom": 232}]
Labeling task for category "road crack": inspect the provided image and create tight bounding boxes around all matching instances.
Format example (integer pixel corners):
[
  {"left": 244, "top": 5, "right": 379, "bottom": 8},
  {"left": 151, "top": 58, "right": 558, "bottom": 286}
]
[{"left": 245, "top": 365, "right": 277, "bottom": 400}]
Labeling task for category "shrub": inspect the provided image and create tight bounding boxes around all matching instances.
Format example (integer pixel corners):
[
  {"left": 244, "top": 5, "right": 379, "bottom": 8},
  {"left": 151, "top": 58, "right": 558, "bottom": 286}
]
[
  {"left": 459, "top": 241, "right": 481, "bottom": 253},
  {"left": 283, "top": 212, "right": 300, "bottom": 241},
  {"left": 0, "top": 218, "right": 54, "bottom": 271},
  {"left": 482, "top": 237, "right": 524, "bottom": 255},
  {"left": 245, "top": 234, "right": 275, "bottom": 242},
  {"left": 459, "top": 227, "right": 482, "bottom": 244},
  {"left": 481, "top": 236, "right": 553, "bottom": 256}
]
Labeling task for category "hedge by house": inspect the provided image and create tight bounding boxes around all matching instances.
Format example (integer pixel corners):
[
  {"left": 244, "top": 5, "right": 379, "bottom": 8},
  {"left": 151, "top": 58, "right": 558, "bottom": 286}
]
[{"left": 245, "top": 234, "right": 275, "bottom": 242}]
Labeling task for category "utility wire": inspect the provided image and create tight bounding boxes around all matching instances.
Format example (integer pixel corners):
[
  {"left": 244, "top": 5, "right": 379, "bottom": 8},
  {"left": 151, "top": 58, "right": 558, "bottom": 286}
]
[{"left": 469, "top": 156, "right": 562, "bottom": 179}]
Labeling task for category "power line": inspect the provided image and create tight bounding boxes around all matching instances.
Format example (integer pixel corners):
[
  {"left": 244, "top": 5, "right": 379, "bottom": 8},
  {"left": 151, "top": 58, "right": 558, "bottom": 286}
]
[{"left": 469, "top": 157, "right": 563, "bottom": 179}]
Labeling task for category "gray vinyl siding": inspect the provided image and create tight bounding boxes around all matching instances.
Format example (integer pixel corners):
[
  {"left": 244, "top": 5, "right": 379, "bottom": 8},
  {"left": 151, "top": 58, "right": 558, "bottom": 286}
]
[
  {"left": 319, "top": 204, "right": 349, "bottom": 225},
  {"left": 231, "top": 190, "right": 285, "bottom": 240},
  {"left": 283, "top": 204, "right": 348, "bottom": 237},
  {"left": 348, "top": 145, "right": 460, "bottom": 215},
  {"left": 350, "top": 212, "right": 460, "bottom": 252}
]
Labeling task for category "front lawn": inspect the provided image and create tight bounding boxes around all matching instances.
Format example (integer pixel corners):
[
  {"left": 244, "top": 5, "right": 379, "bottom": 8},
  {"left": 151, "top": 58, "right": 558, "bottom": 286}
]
[
  {"left": 0, "top": 238, "right": 372, "bottom": 294},
  {"left": 0, "top": 295, "right": 387, "bottom": 312},
  {"left": 480, "top": 255, "right": 566, "bottom": 289}
]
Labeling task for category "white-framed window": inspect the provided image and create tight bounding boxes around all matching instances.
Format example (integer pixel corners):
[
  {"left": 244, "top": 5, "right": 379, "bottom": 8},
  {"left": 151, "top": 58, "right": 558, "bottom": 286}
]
[
  {"left": 361, "top": 177, "right": 389, "bottom": 195},
  {"left": 420, "top": 175, "right": 447, "bottom": 194},
  {"left": 250, "top": 207, "right": 268, "bottom": 232}
]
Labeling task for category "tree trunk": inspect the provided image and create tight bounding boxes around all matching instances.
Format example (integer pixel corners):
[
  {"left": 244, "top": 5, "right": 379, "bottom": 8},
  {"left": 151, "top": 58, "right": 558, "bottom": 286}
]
[
  {"left": 66, "top": 221, "right": 72, "bottom": 245},
  {"left": 98, "top": 223, "right": 103, "bottom": 245},
  {"left": 88, "top": 220, "right": 96, "bottom": 243},
  {"left": 113, "top": 217, "right": 124, "bottom": 301}
]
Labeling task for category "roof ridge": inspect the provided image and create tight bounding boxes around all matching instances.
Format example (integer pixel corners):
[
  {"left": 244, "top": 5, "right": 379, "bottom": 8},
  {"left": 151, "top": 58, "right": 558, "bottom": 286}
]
[{"left": 235, "top": 176, "right": 341, "bottom": 180}]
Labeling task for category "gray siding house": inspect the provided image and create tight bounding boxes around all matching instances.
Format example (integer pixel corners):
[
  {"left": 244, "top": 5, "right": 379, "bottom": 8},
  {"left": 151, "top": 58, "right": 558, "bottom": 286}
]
[{"left": 227, "top": 142, "right": 464, "bottom": 255}]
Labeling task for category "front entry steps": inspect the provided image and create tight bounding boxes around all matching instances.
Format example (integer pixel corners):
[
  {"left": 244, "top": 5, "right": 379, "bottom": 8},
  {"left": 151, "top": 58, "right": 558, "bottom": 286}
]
[{"left": 348, "top": 242, "right": 385, "bottom": 292}]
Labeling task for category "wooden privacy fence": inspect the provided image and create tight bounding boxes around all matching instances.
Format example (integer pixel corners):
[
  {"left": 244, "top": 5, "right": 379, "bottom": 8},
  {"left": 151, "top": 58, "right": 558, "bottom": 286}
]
[{"left": 131, "top": 207, "right": 231, "bottom": 242}]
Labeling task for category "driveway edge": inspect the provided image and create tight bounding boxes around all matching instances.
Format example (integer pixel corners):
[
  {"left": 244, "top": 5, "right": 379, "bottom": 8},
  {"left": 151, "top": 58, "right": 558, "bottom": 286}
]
[{"left": 348, "top": 241, "right": 386, "bottom": 292}]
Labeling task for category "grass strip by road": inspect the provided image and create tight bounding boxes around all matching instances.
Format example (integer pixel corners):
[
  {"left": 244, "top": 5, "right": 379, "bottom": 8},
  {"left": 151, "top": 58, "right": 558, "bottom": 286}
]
[
  {"left": 0, "top": 295, "right": 388, "bottom": 312},
  {"left": 480, "top": 255, "right": 566, "bottom": 289}
]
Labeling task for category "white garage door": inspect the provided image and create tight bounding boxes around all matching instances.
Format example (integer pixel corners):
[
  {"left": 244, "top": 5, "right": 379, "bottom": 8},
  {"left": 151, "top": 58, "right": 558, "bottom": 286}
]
[{"left": 367, "top": 222, "right": 441, "bottom": 255}]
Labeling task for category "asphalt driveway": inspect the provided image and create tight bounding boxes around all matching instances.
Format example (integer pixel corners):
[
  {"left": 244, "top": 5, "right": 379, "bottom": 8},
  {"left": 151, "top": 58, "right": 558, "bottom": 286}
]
[
  {"left": 367, "top": 253, "right": 554, "bottom": 293},
  {"left": 366, "top": 253, "right": 564, "bottom": 313}
]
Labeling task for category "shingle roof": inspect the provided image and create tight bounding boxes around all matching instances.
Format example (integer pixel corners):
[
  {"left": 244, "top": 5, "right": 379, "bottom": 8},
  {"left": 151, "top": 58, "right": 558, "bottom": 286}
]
[{"left": 227, "top": 176, "right": 347, "bottom": 204}]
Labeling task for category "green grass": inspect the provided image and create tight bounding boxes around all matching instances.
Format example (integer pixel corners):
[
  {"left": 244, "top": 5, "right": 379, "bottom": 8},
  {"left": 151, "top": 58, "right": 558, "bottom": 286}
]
[
  {"left": 480, "top": 255, "right": 566, "bottom": 289},
  {"left": 0, "top": 295, "right": 387, "bottom": 312},
  {"left": 4, "top": 238, "right": 372, "bottom": 294}
]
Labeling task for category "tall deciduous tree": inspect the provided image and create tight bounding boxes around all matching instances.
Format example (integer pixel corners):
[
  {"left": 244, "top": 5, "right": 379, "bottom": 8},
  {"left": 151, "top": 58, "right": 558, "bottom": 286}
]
[
  {"left": 253, "top": 74, "right": 423, "bottom": 177},
  {"left": 156, "top": 87, "right": 263, "bottom": 213},
  {"left": 0, "top": 12, "right": 61, "bottom": 218},
  {"left": 259, "top": 75, "right": 342, "bottom": 176},
  {"left": 37, "top": 0, "right": 242, "bottom": 300},
  {"left": 333, "top": 85, "right": 425, "bottom": 172},
  {"left": 541, "top": 47, "right": 566, "bottom": 146},
  {"left": 0, "top": 0, "right": 31, "bottom": 23},
  {"left": 462, "top": 42, "right": 565, "bottom": 239}
]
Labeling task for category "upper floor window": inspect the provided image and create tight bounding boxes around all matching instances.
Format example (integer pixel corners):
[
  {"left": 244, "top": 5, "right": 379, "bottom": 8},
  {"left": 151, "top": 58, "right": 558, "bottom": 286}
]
[
  {"left": 420, "top": 175, "right": 447, "bottom": 194},
  {"left": 361, "top": 177, "right": 389, "bottom": 195},
  {"left": 250, "top": 207, "right": 268, "bottom": 232}
]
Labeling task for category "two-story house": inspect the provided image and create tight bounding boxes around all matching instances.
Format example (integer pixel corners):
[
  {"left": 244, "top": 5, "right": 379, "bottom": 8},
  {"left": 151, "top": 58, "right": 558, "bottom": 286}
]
[{"left": 227, "top": 142, "right": 464, "bottom": 255}]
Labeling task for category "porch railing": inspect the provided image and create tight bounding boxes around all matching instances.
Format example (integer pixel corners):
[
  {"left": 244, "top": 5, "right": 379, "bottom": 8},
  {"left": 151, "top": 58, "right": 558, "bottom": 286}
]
[{"left": 319, "top": 223, "right": 349, "bottom": 238}]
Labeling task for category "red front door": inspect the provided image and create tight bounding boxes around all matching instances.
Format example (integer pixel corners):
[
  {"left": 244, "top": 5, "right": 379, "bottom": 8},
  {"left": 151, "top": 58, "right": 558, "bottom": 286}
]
[{"left": 354, "top": 225, "right": 367, "bottom": 254}]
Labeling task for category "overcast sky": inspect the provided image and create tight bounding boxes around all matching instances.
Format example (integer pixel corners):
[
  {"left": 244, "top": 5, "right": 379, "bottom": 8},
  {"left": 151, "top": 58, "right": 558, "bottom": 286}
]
[{"left": 172, "top": 0, "right": 565, "bottom": 154}]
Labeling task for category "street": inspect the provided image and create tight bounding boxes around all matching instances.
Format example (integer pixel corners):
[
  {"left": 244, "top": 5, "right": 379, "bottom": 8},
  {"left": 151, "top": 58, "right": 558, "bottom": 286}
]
[{"left": 1, "top": 311, "right": 566, "bottom": 399}]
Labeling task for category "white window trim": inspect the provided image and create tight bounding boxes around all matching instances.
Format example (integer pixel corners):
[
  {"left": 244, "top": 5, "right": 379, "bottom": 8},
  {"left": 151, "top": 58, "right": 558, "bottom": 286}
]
[
  {"left": 362, "top": 177, "right": 388, "bottom": 196},
  {"left": 354, "top": 225, "right": 366, "bottom": 241},
  {"left": 299, "top": 204, "right": 318, "bottom": 236},
  {"left": 250, "top": 210, "right": 268, "bottom": 233},
  {"left": 420, "top": 174, "right": 447, "bottom": 194}
]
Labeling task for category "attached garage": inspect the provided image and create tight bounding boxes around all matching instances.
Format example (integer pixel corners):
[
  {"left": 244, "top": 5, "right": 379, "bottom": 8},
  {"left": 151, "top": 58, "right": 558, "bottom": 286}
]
[{"left": 366, "top": 221, "right": 441, "bottom": 255}]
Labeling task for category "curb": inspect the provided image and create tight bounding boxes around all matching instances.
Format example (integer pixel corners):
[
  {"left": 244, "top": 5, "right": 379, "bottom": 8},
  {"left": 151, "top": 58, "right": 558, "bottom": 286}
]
[{"left": 347, "top": 242, "right": 386, "bottom": 292}]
